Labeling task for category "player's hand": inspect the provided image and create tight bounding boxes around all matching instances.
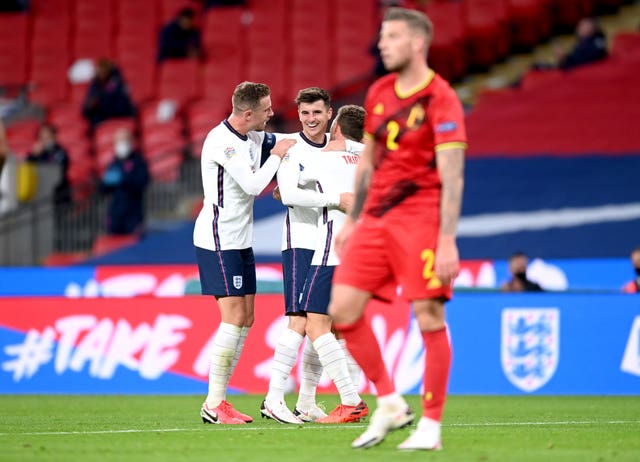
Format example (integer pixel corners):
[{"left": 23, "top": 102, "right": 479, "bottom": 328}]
[
  {"left": 334, "top": 217, "right": 355, "bottom": 258},
  {"left": 338, "top": 192, "right": 354, "bottom": 214},
  {"left": 271, "top": 138, "right": 296, "bottom": 159},
  {"left": 434, "top": 235, "right": 460, "bottom": 286},
  {"left": 323, "top": 139, "right": 346, "bottom": 152},
  {"left": 272, "top": 186, "right": 282, "bottom": 202}
]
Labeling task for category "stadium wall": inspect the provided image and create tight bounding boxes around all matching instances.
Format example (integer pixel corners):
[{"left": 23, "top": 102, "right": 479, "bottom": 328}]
[{"left": 1, "top": 293, "right": 638, "bottom": 395}]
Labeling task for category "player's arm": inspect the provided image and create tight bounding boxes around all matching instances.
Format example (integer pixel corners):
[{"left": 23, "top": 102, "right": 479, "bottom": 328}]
[
  {"left": 207, "top": 137, "right": 295, "bottom": 196},
  {"left": 435, "top": 145, "right": 465, "bottom": 285},
  {"left": 277, "top": 152, "right": 341, "bottom": 208}
]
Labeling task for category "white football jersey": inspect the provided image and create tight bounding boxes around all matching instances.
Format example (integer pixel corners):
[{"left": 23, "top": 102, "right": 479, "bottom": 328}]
[
  {"left": 194, "top": 120, "right": 279, "bottom": 251},
  {"left": 275, "top": 132, "right": 330, "bottom": 251},
  {"left": 300, "top": 150, "right": 360, "bottom": 266},
  {"left": 275, "top": 133, "right": 364, "bottom": 251}
]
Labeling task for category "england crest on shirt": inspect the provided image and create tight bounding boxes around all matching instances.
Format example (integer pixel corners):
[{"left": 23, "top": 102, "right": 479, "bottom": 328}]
[
  {"left": 501, "top": 308, "right": 559, "bottom": 392},
  {"left": 233, "top": 275, "right": 243, "bottom": 289}
]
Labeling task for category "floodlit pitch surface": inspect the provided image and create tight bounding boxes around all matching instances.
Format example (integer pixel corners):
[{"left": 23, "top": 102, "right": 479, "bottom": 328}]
[{"left": 1, "top": 395, "right": 639, "bottom": 462}]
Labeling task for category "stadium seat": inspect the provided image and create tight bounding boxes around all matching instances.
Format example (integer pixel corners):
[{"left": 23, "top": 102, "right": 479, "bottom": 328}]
[
  {"left": 201, "top": 6, "right": 246, "bottom": 54},
  {"left": 243, "top": 40, "right": 289, "bottom": 108},
  {"left": 550, "top": 0, "right": 593, "bottom": 31},
  {"left": 424, "top": 2, "right": 468, "bottom": 82},
  {"left": 48, "top": 103, "right": 85, "bottom": 129},
  {"left": 0, "top": 13, "right": 28, "bottom": 85},
  {"left": 464, "top": 0, "right": 511, "bottom": 69},
  {"left": 611, "top": 33, "right": 640, "bottom": 62},
  {"left": 31, "top": 0, "right": 72, "bottom": 16},
  {"left": 508, "top": 0, "right": 548, "bottom": 50},
  {"left": 202, "top": 56, "right": 243, "bottom": 108},
  {"left": 157, "top": 59, "right": 201, "bottom": 108}
]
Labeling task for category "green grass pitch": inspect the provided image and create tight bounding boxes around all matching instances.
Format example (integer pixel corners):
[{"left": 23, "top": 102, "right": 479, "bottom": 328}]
[{"left": 1, "top": 395, "right": 639, "bottom": 462}]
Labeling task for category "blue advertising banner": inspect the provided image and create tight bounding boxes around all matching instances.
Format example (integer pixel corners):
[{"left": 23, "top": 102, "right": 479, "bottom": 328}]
[{"left": 447, "top": 294, "right": 640, "bottom": 394}]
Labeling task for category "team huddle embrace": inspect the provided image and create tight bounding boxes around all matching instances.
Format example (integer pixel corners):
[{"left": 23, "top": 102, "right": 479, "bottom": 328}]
[{"left": 192, "top": 7, "right": 467, "bottom": 452}]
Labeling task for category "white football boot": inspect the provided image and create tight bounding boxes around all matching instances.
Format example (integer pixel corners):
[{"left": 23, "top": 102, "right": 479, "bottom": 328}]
[
  {"left": 260, "top": 399, "right": 303, "bottom": 424},
  {"left": 293, "top": 403, "right": 328, "bottom": 422},
  {"left": 351, "top": 402, "right": 415, "bottom": 449},
  {"left": 397, "top": 417, "right": 442, "bottom": 451}
]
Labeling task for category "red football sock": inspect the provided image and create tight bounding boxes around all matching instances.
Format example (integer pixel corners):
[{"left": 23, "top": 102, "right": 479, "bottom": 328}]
[
  {"left": 421, "top": 326, "right": 452, "bottom": 421},
  {"left": 333, "top": 315, "right": 396, "bottom": 396}
]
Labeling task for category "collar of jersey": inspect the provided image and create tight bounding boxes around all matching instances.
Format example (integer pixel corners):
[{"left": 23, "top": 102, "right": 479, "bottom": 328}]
[
  {"left": 394, "top": 69, "right": 435, "bottom": 99},
  {"left": 299, "top": 131, "right": 327, "bottom": 148},
  {"left": 224, "top": 119, "right": 248, "bottom": 141}
]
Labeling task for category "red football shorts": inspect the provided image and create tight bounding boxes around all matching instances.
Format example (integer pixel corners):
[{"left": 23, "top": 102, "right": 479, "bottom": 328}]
[{"left": 334, "top": 211, "right": 452, "bottom": 301}]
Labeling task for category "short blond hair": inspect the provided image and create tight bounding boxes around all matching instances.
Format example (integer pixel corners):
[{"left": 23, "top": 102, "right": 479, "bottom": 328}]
[
  {"left": 232, "top": 82, "right": 271, "bottom": 113},
  {"left": 384, "top": 7, "right": 433, "bottom": 43}
]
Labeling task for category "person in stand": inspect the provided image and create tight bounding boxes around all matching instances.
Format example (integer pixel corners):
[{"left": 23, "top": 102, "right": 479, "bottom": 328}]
[
  {"left": 501, "top": 251, "right": 544, "bottom": 292},
  {"left": 622, "top": 246, "right": 640, "bottom": 294},
  {"left": 26, "top": 124, "right": 71, "bottom": 206},
  {"left": 99, "top": 128, "right": 149, "bottom": 235}
]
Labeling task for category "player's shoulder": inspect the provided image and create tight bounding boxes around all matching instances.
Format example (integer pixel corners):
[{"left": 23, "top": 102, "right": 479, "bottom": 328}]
[
  {"left": 429, "top": 72, "right": 458, "bottom": 98},
  {"left": 369, "top": 73, "right": 397, "bottom": 95}
]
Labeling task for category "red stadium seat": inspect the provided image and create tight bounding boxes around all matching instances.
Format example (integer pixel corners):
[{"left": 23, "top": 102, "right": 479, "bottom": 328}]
[
  {"left": 202, "top": 6, "right": 245, "bottom": 54},
  {"left": 611, "top": 33, "right": 640, "bottom": 62},
  {"left": 245, "top": 46, "right": 288, "bottom": 108},
  {"left": 73, "top": 33, "right": 114, "bottom": 61},
  {"left": 509, "top": 0, "right": 549, "bottom": 50},
  {"left": 0, "top": 13, "right": 28, "bottom": 85},
  {"left": 157, "top": 59, "right": 201, "bottom": 108},
  {"left": 464, "top": 0, "right": 511, "bottom": 69},
  {"left": 31, "top": 0, "right": 72, "bottom": 16},
  {"left": 48, "top": 103, "right": 85, "bottom": 128},
  {"left": 202, "top": 56, "right": 243, "bottom": 108}
]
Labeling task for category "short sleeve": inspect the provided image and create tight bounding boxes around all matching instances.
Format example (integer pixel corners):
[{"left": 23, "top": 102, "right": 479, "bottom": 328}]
[{"left": 430, "top": 85, "right": 467, "bottom": 152}]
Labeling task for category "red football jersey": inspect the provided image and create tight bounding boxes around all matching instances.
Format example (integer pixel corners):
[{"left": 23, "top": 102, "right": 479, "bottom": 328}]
[{"left": 363, "top": 70, "right": 467, "bottom": 218}]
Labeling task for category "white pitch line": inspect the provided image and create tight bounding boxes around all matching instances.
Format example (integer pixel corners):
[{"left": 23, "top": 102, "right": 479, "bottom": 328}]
[{"left": 1, "top": 420, "right": 639, "bottom": 437}]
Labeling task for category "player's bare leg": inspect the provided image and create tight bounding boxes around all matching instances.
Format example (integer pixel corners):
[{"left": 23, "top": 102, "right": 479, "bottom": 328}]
[
  {"left": 397, "top": 298, "right": 449, "bottom": 450},
  {"left": 330, "top": 284, "right": 414, "bottom": 447}
]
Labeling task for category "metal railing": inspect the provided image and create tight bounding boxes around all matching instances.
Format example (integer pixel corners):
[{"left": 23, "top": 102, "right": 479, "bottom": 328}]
[{"left": 0, "top": 150, "right": 203, "bottom": 266}]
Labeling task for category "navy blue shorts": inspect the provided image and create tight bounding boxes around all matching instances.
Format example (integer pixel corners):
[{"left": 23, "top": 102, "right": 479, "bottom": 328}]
[
  {"left": 281, "top": 248, "right": 314, "bottom": 314},
  {"left": 195, "top": 246, "right": 257, "bottom": 297},
  {"left": 299, "top": 265, "right": 335, "bottom": 315}
]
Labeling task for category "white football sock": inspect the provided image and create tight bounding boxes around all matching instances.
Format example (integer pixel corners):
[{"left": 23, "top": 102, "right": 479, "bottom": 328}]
[
  {"left": 229, "top": 326, "right": 249, "bottom": 380},
  {"left": 338, "top": 338, "right": 361, "bottom": 390},
  {"left": 313, "top": 333, "right": 361, "bottom": 406},
  {"left": 296, "top": 339, "right": 323, "bottom": 411},
  {"left": 266, "top": 328, "right": 304, "bottom": 403},
  {"left": 205, "top": 322, "right": 241, "bottom": 407}
]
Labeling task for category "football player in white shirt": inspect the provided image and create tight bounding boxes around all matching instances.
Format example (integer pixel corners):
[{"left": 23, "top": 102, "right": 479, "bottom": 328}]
[
  {"left": 195, "top": 82, "right": 295, "bottom": 425},
  {"left": 261, "top": 97, "right": 368, "bottom": 424}
]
